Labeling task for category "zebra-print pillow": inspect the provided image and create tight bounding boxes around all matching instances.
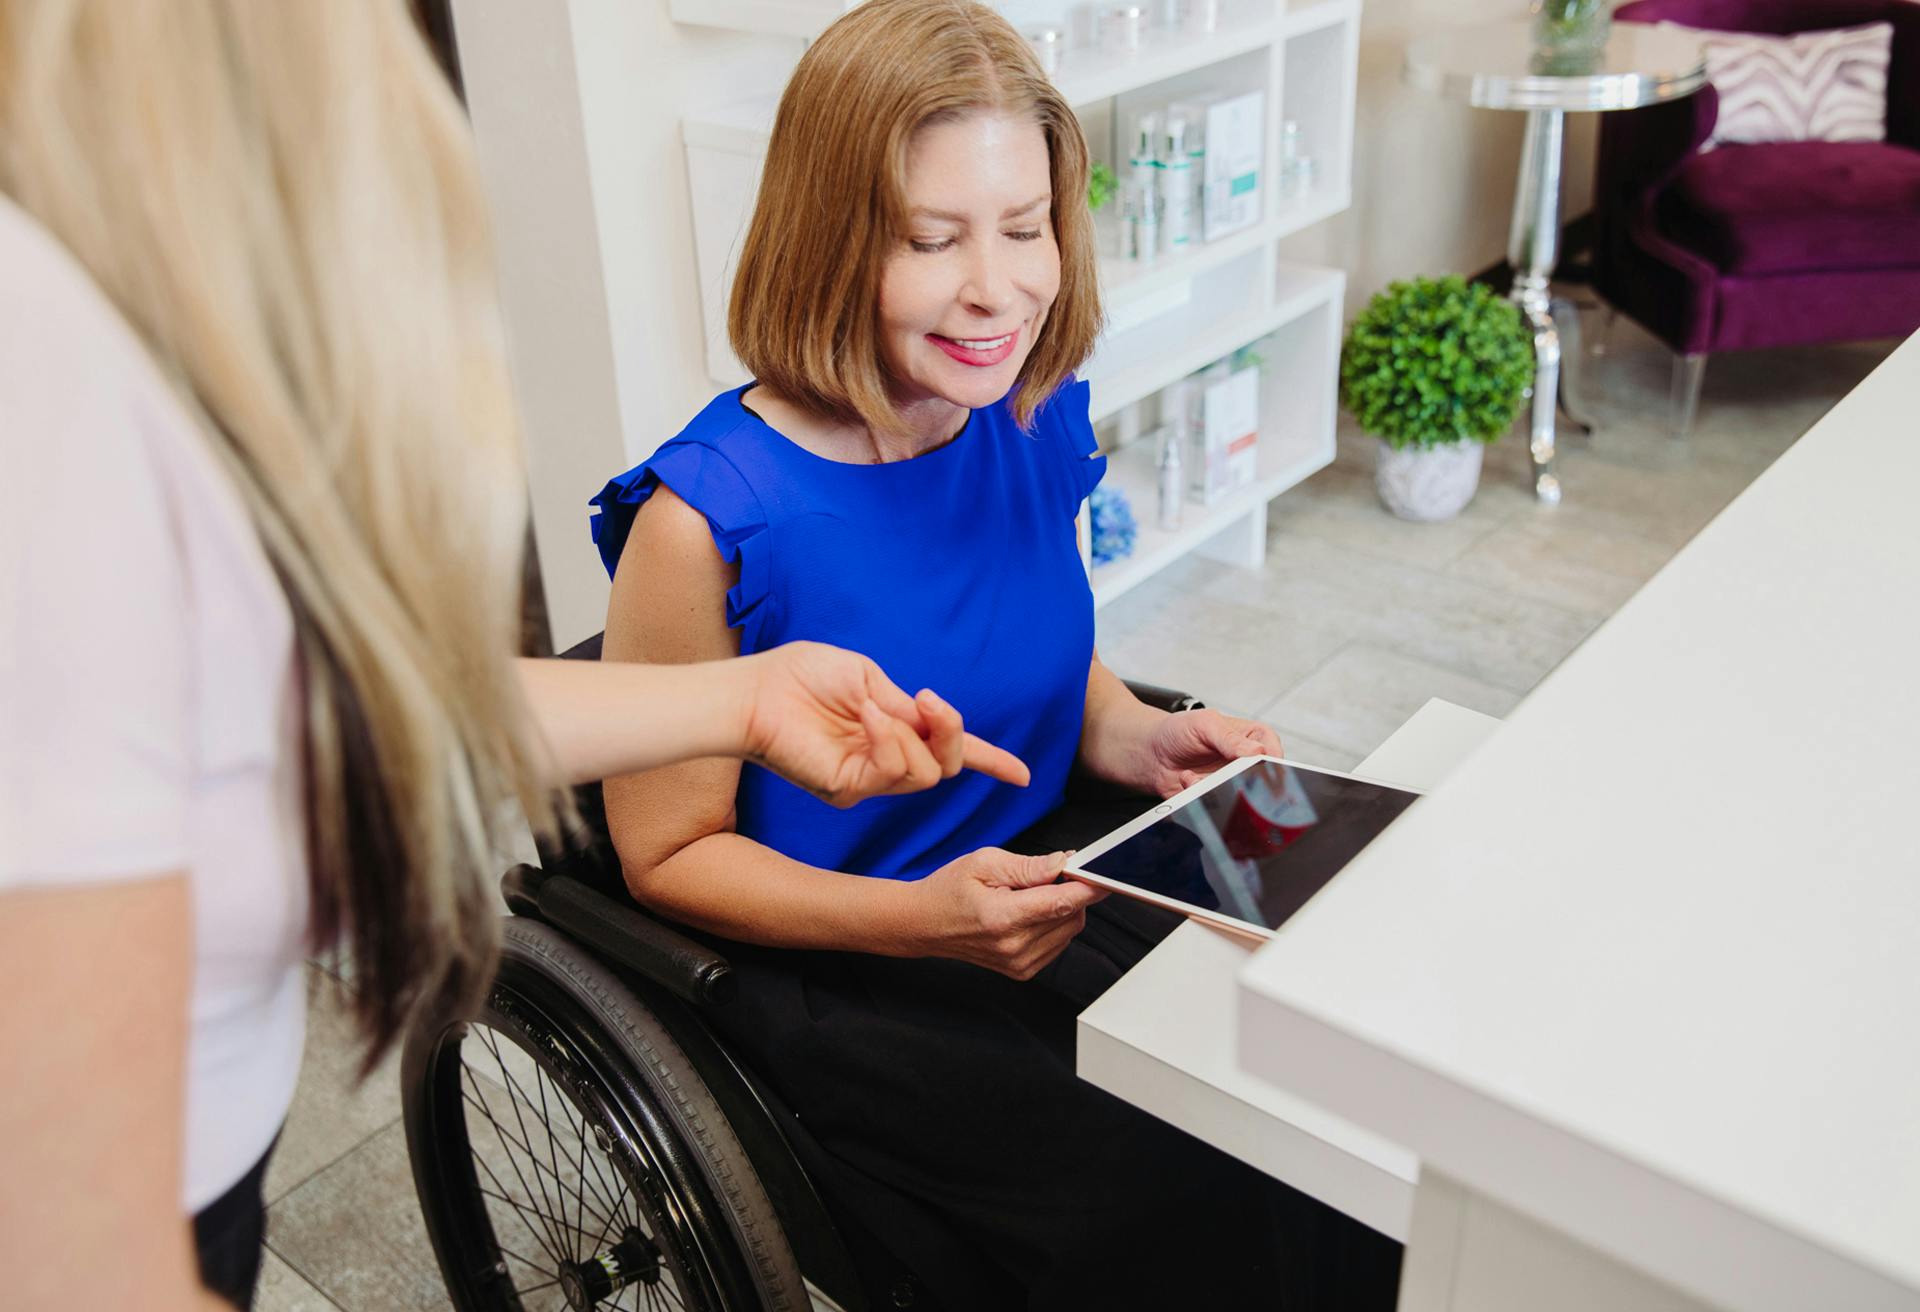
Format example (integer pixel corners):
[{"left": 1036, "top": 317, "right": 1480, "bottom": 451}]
[{"left": 1702, "top": 21, "right": 1891, "bottom": 147}]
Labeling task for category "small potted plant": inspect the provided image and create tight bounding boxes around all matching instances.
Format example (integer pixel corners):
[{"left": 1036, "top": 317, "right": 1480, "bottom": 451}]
[
  {"left": 1339, "top": 275, "right": 1534, "bottom": 522},
  {"left": 1532, "top": 0, "right": 1613, "bottom": 67}
]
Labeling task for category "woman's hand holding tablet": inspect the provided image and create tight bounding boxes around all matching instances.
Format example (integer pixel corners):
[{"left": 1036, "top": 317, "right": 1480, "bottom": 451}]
[
  {"left": 1136, "top": 709, "right": 1287, "bottom": 796},
  {"left": 909, "top": 849, "right": 1107, "bottom": 980},
  {"left": 1077, "top": 674, "right": 1286, "bottom": 799}
]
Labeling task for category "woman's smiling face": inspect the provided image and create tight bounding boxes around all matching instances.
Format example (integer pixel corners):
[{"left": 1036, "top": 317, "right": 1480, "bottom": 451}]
[{"left": 877, "top": 109, "right": 1061, "bottom": 418}]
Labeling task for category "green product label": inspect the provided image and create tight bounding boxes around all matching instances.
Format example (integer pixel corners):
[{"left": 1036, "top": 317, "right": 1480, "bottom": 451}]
[{"left": 1230, "top": 173, "right": 1258, "bottom": 197}]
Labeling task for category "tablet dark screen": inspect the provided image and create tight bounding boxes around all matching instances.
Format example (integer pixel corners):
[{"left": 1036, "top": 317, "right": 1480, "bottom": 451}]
[{"left": 1081, "top": 761, "right": 1419, "bottom": 933}]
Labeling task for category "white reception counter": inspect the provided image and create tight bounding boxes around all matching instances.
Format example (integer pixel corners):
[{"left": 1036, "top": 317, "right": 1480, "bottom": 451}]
[{"left": 1239, "top": 330, "right": 1920, "bottom": 1311}]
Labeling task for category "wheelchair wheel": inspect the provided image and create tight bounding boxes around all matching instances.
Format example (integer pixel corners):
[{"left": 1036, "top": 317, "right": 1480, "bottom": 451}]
[{"left": 403, "top": 917, "right": 808, "bottom": 1311}]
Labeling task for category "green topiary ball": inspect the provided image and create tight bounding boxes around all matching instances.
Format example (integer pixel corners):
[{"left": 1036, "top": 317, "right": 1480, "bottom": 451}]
[{"left": 1339, "top": 275, "right": 1535, "bottom": 451}]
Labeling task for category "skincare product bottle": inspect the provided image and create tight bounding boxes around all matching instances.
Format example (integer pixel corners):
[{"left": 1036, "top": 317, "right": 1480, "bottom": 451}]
[
  {"left": 1104, "top": 4, "right": 1146, "bottom": 52},
  {"left": 1160, "top": 116, "right": 1195, "bottom": 255},
  {"left": 1025, "top": 27, "right": 1063, "bottom": 75},
  {"left": 1157, "top": 430, "right": 1184, "bottom": 532},
  {"left": 1284, "top": 119, "right": 1304, "bottom": 161},
  {"left": 1123, "top": 172, "right": 1157, "bottom": 262},
  {"left": 1125, "top": 113, "right": 1162, "bottom": 262},
  {"left": 1068, "top": 1, "right": 1101, "bottom": 50},
  {"left": 1160, "top": 375, "right": 1193, "bottom": 523},
  {"left": 1169, "top": 100, "right": 1208, "bottom": 230},
  {"left": 1128, "top": 112, "right": 1162, "bottom": 186},
  {"left": 1278, "top": 119, "right": 1303, "bottom": 202}
]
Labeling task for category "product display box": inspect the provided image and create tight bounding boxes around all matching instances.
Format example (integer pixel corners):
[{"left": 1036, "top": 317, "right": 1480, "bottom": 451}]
[
  {"left": 1199, "top": 90, "right": 1265, "bottom": 242},
  {"left": 1195, "top": 365, "right": 1259, "bottom": 505}
]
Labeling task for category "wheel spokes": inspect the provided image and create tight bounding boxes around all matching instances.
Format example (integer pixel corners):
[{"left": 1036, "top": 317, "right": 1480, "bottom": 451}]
[
  {"left": 461, "top": 1078, "right": 619, "bottom": 1237},
  {"left": 463, "top": 1061, "right": 572, "bottom": 1270},
  {"left": 480, "top": 1027, "right": 584, "bottom": 1264},
  {"left": 457, "top": 1021, "right": 700, "bottom": 1309}
]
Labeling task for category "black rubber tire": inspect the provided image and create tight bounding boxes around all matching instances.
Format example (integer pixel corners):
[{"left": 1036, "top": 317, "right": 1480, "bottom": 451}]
[{"left": 403, "top": 917, "right": 807, "bottom": 1311}]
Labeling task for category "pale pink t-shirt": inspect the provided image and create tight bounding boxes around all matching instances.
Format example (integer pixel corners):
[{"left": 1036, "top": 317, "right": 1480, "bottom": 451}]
[{"left": 0, "top": 195, "right": 310, "bottom": 1212}]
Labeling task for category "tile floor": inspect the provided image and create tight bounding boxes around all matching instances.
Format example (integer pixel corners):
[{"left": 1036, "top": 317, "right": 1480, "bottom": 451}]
[{"left": 257, "top": 313, "right": 1898, "bottom": 1309}]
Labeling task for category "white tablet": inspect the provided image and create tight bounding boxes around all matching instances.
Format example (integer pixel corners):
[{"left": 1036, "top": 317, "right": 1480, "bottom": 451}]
[{"left": 1064, "top": 755, "right": 1422, "bottom": 941}]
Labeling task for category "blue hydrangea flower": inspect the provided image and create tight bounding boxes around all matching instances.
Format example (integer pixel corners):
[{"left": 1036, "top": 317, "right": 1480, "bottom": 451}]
[{"left": 1089, "top": 484, "right": 1137, "bottom": 566}]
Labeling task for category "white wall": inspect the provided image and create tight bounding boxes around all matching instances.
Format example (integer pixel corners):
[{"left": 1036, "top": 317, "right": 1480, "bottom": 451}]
[
  {"left": 454, "top": 0, "right": 801, "bottom": 648},
  {"left": 455, "top": 0, "right": 1593, "bottom": 648}
]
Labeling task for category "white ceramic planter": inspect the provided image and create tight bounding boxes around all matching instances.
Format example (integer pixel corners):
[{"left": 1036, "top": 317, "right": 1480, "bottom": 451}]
[{"left": 1374, "top": 438, "right": 1484, "bottom": 522}]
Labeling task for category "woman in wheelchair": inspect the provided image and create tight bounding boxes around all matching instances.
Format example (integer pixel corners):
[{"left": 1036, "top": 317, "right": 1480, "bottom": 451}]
[{"left": 577, "top": 1, "right": 1404, "bottom": 1307}]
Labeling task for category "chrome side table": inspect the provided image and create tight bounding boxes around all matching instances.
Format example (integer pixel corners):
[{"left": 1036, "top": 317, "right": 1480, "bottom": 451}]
[{"left": 1404, "top": 21, "right": 1705, "bottom": 504}]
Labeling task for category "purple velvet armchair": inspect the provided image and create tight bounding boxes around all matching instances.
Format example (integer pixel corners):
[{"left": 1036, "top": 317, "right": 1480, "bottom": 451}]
[{"left": 1595, "top": 0, "right": 1920, "bottom": 430}]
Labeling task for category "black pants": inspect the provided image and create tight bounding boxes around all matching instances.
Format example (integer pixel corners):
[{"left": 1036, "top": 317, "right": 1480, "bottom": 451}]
[
  {"left": 192, "top": 1136, "right": 276, "bottom": 1309},
  {"left": 699, "top": 896, "right": 1402, "bottom": 1311}
]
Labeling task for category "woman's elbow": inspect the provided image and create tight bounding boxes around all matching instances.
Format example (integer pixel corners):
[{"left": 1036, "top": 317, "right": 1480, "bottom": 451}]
[
  {"left": 615, "top": 844, "right": 679, "bottom": 909},
  {"left": 611, "top": 810, "right": 734, "bottom": 912}
]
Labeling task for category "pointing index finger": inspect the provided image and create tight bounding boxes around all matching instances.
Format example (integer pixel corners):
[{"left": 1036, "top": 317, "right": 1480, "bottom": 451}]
[{"left": 961, "top": 733, "right": 1030, "bottom": 788}]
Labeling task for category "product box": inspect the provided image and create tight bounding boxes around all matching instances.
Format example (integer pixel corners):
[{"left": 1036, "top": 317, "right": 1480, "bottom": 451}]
[
  {"left": 1193, "top": 365, "right": 1260, "bottom": 505},
  {"left": 1200, "top": 91, "right": 1264, "bottom": 242}
]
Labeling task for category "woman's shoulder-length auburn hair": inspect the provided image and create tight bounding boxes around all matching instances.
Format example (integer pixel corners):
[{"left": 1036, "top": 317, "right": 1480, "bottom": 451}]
[{"left": 728, "top": 0, "right": 1102, "bottom": 434}]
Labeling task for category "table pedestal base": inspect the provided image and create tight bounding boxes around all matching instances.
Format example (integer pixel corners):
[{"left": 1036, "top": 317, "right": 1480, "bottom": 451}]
[
  {"left": 1398, "top": 1171, "right": 1716, "bottom": 1312},
  {"left": 1511, "top": 107, "right": 1571, "bottom": 505},
  {"left": 1552, "top": 295, "right": 1598, "bottom": 436}
]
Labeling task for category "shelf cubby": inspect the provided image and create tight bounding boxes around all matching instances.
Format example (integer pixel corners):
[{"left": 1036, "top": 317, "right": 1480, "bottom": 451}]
[{"left": 1086, "top": 262, "right": 1343, "bottom": 607}]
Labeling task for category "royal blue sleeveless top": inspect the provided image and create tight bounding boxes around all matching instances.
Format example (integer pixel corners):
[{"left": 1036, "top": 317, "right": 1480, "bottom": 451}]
[{"left": 590, "top": 381, "right": 1105, "bottom": 881}]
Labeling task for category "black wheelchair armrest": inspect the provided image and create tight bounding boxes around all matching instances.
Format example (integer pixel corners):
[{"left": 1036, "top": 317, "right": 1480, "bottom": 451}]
[
  {"left": 504, "top": 863, "right": 738, "bottom": 1007},
  {"left": 1121, "top": 678, "right": 1203, "bottom": 714}
]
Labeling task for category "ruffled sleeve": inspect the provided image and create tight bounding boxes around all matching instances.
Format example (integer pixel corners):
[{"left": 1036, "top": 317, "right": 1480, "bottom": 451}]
[
  {"left": 588, "top": 439, "right": 777, "bottom": 652},
  {"left": 1040, "top": 375, "right": 1105, "bottom": 505}
]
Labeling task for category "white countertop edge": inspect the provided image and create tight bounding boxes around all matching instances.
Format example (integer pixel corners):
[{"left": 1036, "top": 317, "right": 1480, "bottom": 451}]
[
  {"left": 1078, "top": 1013, "right": 1416, "bottom": 1241},
  {"left": 1234, "top": 982, "right": 1920, "bottom": 1312}
]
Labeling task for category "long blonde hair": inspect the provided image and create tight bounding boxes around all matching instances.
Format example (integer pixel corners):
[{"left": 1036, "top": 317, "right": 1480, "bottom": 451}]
[
  {"left": 730, "top": 0, "right": 1101, "bottom": 435},
  {"left": 0, "top": 0, "right": 561, "bottom": 1063}
]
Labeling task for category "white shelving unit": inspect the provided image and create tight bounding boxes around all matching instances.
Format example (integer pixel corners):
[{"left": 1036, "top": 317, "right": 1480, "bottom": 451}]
[
  {"left": 676, "top": 0, "right": 1361, "bottom": 606},
  {"left": 1091, "top": 263, "right": 1342, "bottom": 604}
]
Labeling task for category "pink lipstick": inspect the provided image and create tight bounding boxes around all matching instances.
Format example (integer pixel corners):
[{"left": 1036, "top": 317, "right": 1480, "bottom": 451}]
[{"left": 928, "top": 326, "right": 1020, "bottom": 368}]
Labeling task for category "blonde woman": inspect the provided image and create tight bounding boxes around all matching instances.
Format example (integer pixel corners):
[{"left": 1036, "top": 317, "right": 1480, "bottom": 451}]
[
  {"left": 594, "top": 0, "right": 1399, "bottom": 1305},
  {"left": 0, "top": 4, "right": 1025, "bottom": 1309}
]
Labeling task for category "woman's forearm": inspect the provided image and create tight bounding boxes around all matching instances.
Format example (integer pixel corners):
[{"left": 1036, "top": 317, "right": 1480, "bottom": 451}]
[
  {"left": 1076, "top": 655, "right": 1166, "bottom": 790},
  {"left": 517, "top": 656, "right": 754, "bottom": 786},
  {"left": 627, "top": 832, "right": 930, "bottom": 957}
]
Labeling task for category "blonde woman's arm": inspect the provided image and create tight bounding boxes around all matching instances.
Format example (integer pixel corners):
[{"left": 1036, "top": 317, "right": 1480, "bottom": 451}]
[
  {"left": 595, "top": 488, "right": 1099, "bottom": 978},
  {"left": 517, "top": 645, "right": 1028, "bottom": 801},
  {"left": 0, "top": 877, "right": 230, "bottom": 1312}
]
